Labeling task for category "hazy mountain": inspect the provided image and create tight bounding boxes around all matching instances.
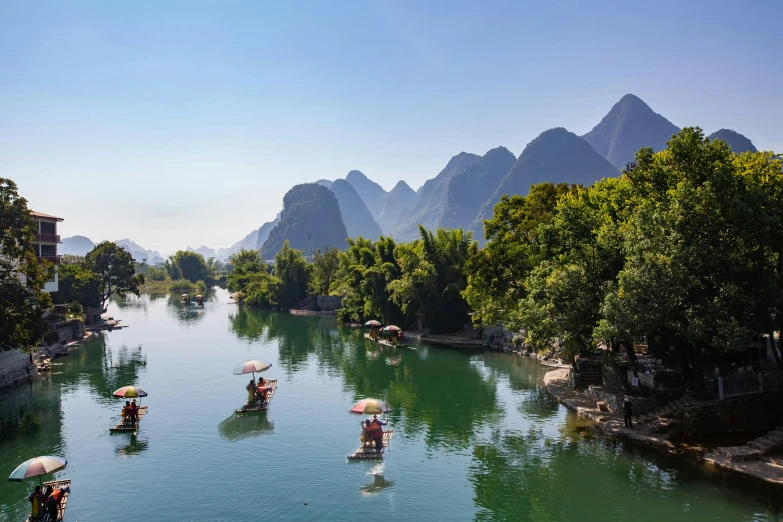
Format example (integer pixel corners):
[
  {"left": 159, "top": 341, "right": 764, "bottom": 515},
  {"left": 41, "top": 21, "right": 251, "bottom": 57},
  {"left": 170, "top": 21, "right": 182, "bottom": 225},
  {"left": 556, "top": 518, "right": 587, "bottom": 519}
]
[
  {"left": 375, "top": 181, "right": 418, "bottom": 235},
  {"left": 393, "top": 152, "right": 480, "bottom": 240},
  {"left": 255, "top": 214, "right": 281, "bottom": 251},
  {"left": 472, "top": 128, "right": 619, "bottom": 234},
  {"left": 114, "top": 239, "right": 164, "bottom": 264},
  {"left": 315, "top": 179, "right": 333, "bottom": 188},
  {"left": 330, "top": 179, "right": 383, "bottom": 240},
  {"left": 708, "top": 129, "right": 757, "bottom": 153},
  {"left": 187, "top": 246, "right": 217, "bottom": 258},
  {"left": 60, "top": 235, "right": 95, "bottom": 257},
  {"left": 439, "top": 146, "right": 516, "bottom": 231},
  {"left": 582, "top": 94, "right": 680, "bottom": 169},
  {"left": 345, "top": 170, "right": 387, "bottom": 215},
  {"left": 261, "top": 184, "right": 348, "bottom": 257}
]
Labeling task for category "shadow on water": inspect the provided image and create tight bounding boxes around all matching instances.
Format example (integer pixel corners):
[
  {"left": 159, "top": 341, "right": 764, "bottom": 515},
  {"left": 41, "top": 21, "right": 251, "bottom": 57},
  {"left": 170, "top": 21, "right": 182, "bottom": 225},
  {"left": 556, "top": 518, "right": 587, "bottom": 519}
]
[
  {"left": 359, "top": 474, "right": 394, "bottom": 496},
  {"left": 218, "top": 412, "right": 275, "bottom": 442}
]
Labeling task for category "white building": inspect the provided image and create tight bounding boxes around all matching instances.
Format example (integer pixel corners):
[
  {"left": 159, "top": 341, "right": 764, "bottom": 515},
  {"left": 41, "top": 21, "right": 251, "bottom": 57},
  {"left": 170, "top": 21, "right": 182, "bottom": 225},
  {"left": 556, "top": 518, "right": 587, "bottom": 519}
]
[{"left": 31, "top": 211, "right": 63, "bottom": 293}]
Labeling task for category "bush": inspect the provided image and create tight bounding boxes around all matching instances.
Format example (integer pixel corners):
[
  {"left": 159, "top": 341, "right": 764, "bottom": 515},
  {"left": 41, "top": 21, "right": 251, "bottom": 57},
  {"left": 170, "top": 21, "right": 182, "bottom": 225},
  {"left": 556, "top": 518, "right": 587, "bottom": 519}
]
[
  {"left": 168, "top": 279, "right": 199, "bottom": 293},
  {"left": 244, "top": 273, "right": 282, "bottom": 308},
  {"left": 42, "top": 330, "right": 59, "bottom": 345},
  {"left": 67, "top": 301, "right": 83, "bottom": 317}
]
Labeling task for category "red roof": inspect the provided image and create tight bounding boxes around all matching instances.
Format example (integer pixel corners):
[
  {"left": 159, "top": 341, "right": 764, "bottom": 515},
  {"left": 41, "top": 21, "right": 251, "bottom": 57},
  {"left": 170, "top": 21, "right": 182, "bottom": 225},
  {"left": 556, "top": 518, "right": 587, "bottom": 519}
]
[{"left": 31, "top": 211, "right": 63, "bottom": 221}]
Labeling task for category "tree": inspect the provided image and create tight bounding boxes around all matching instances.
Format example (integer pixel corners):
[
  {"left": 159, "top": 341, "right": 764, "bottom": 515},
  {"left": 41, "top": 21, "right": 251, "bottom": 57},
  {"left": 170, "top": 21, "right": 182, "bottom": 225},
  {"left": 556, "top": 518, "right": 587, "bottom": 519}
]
[
  {"left": 273, "top": 241, "right": 310, "bottom": 309},
  {"left": 226, "top": 249, "right": 266, "bottom": 292},
  {"left": 310, "top": 246, "right": 341, "bottom": 296},
  {"left": 167, "top": 251, "right": 208, "bottom": 283},
  {"left": 463, "top": 183, "right": 577, "bottom": 328},
  {"left": 54, "top": 262, "right": 102, "bottom": 309},
  {"left": 0, "top": 178, "right": 54, "bottom": 351},
  {"left": 85, "top": 242, "right": 144, "bottom": 310}
]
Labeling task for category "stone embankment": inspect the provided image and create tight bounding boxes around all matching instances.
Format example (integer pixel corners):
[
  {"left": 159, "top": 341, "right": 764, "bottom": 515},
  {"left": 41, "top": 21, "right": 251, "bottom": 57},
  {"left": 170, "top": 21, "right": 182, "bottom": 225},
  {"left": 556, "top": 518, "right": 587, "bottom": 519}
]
[{"left": 542, "top": 367, "right": 783, "bottom": 487}]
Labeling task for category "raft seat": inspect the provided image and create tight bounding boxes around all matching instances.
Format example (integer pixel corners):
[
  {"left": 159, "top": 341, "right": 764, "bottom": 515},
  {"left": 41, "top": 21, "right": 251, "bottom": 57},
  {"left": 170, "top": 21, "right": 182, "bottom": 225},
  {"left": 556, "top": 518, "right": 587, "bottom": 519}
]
[{"left": 236, "top": 379, "right": 278, "bottom": 413}]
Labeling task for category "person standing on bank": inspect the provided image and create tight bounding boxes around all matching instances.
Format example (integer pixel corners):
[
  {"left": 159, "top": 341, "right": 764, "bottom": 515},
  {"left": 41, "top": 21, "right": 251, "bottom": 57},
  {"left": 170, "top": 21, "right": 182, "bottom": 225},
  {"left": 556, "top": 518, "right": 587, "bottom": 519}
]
[{"left": 623, "top": 397, "right": 633, "bottom": 428}]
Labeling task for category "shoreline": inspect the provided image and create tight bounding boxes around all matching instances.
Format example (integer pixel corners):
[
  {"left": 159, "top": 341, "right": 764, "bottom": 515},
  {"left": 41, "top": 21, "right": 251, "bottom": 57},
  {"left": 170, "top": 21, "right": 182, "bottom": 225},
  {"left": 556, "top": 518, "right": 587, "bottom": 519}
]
[{"left": 541, "top": 367, "right": 783, "bottom": 487}]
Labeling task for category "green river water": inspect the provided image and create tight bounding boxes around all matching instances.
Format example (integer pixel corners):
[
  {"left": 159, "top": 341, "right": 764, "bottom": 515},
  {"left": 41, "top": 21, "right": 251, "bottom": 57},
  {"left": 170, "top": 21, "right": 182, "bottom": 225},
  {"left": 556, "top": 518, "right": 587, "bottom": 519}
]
[{"left": 0, "top": 288, "right": 781, "bottom": 521}]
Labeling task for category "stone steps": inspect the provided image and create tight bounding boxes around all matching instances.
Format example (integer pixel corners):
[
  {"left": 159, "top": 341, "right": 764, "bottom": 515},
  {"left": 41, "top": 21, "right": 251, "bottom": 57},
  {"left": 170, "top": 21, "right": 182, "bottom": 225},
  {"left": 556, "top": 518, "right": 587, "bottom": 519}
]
[{"left": 718, "top": 425, "right": 783, "bottom": 461}]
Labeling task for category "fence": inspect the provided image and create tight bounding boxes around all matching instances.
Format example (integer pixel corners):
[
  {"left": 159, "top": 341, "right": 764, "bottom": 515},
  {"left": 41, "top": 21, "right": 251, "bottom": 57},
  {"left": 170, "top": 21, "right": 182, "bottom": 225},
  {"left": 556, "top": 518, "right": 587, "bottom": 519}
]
[{"left": 719, "top": 369, "right": 783, "bottom": 400}]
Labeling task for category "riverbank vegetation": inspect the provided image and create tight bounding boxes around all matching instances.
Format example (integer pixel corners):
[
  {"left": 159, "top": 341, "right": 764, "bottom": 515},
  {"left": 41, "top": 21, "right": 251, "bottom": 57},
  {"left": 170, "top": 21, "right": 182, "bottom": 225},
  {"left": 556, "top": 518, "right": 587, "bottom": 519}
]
[
  {"left": 136, "top": 250, "right": 223, "bottom": 294},
  {"left": 222, "top": 128, "right": 783, "bottom": 393}
]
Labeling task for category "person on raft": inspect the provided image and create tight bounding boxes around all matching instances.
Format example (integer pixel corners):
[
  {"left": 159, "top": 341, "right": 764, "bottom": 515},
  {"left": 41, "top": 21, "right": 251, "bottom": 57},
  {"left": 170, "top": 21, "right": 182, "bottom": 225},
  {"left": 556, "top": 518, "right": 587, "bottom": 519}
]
[
  {"left": 360, "top": 421, "right": 373, "bottom": 448},
  {"left": 122, "top": 401, "right": 131, "bottom": 423},
  {"left": 129, "top": 399, "right": 138, "bottom": 427},
  {"left": 256, "top": 377, "right": 269, "bottom": 404},
  {"left": 368, "top": 415, "right": 388, "bottom": 452},
  {"left": 246, "top": 378, "right": 256, "bottom": 403},
  {"left": 46, "top": 486, "right": 70, "bottom": 521},
  {"left": 28, "top": 485, "right": 45, "bottom": 521}
]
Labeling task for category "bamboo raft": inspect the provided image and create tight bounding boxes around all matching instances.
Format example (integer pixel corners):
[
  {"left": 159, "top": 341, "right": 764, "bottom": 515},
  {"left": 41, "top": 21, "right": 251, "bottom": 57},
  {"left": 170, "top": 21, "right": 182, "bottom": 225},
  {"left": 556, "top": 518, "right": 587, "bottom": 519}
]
[
  {"left": 110, "top": 406, "right": 148, "bottom": 432},
  {"left": 25, "top": 479, "right": 71, "bottom": 522},
  {"left": 348, "top": 430, "right": 394, "bottom": 460},
  {"left": 236, "top": 379, "right": 278, "bottom": 413},
  {"left": 363, "top": 333, "right": 378, "bottom": 342},
  {"left": 378, "top": 339, "right": 407, "bottom": 348}
]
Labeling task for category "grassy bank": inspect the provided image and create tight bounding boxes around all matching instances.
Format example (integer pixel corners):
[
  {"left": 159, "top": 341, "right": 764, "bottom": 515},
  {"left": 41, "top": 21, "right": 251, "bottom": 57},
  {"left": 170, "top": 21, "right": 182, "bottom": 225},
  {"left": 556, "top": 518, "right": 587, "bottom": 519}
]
[{"left": 142, "top": 279, "right": 207, "bottom": 294}]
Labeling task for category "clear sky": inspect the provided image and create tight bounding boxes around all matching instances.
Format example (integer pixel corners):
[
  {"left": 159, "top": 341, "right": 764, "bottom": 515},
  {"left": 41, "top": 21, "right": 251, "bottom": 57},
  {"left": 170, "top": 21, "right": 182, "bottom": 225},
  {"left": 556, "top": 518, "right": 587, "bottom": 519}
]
[{"left": 2, "top": 0, "right": 781, "bottom": 254}]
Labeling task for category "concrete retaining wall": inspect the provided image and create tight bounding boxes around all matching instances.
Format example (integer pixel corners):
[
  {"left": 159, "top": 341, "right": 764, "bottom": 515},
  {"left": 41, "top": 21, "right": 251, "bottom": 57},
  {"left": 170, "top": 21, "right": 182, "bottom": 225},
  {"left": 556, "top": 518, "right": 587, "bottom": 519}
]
[{"left": 0, "top": 349, "right": 31, "bottom": 389}]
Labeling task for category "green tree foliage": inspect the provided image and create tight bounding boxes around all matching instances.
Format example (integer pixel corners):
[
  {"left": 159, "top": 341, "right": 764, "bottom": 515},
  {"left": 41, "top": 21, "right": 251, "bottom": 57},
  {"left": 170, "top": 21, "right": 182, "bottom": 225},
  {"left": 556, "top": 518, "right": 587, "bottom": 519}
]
[
  {"left": 0, "top": 178, "right": 54, "bottom": 351},
  {"left": 309, "top": 246, "right": 341, "bottom": 296},
  {"left": 388, "top": 227, "right": 474, "bottom": 333},
  {"left": 145, "top": 265, "right": 168, "bottom": 281},
  {"left": 463, "top": 183, "right": 578, "bottom": 329},
  {"left": 85, "top": 242, "right": 144, "bottom": 310},
  {"left": 54, "top": 261, "right": 102, "bottom": 309},
  {"left": 226, "top": 249, "right": 266, "bottom": 292},
  {"left": 243, "top": 273, "right": 283, "bottom": 308},
  {"left": 166, "top": 251, "right": 209, "bottom": 283},
  {"left": 336, "top": 236, "right": 404, "bottom": 325},
  {"left": 273, "top": 241, "right": 310, "bottom": 309}
]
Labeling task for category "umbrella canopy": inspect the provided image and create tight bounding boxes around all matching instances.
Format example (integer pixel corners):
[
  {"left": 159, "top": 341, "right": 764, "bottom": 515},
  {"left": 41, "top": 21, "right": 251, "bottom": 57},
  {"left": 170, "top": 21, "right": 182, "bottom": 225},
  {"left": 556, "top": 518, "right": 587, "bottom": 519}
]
[
  {"left": 364, "top": 320, "right": 382, "bottom": 327},
  {"left": 382, "top": 325, "right": 401, "bottom": 333},
  {"left": 350, "top": 398, "right": 391, "bottom": 415},
  {"left": 233, "top": 360, "right": 272, "bottom": 375},
  {"left": 181, "top": 294, "right": 188, "bottom": 297},
  {"left": 113, "top": 386, "right": 148, "bottom": 398},
  {"left": 8, "top": 456, "right": 67, "bottom": 482},
  {"left": 196, "top": 295, "right": 203, "bottom": 298}
]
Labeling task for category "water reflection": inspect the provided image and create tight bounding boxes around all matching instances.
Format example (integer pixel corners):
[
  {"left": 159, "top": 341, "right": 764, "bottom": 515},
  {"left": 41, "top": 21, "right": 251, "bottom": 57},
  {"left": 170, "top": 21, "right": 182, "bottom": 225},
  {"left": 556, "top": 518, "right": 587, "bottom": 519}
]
[
  {"left": 359, "top": 474, "right": 394, "bottom": 496},
  {"left": 58, "top": 337, "right": 147, "bottom": 405},
  {"left": 218, "top": 412, "right": 275, "bottom": 442},
  {"left": 115, "top": 434, "right": 149, "bottom": 457},
  {"left": 228, "top": 308, "right": 503, "bottom": 452}
]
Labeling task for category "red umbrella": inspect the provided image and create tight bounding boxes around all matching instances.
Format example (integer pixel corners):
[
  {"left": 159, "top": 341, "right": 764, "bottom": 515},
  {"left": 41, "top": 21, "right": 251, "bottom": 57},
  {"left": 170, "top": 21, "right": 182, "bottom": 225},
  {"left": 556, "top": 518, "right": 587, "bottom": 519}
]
[{"left": 350, "top": 398, "right": 391, "bottom": 414}]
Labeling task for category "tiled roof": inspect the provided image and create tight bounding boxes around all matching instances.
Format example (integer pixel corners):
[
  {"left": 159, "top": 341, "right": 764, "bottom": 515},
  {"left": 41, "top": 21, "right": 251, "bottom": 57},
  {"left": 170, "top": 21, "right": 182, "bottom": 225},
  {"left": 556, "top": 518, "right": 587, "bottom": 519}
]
[{"left": 31, "top": 211, "right": 64, "bottom": 221}]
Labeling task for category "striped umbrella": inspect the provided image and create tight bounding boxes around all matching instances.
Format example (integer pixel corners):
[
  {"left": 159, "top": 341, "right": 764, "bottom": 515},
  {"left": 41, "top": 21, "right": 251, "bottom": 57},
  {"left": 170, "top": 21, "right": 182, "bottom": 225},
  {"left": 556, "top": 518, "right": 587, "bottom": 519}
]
[
  {"left": 364, "top": 320, "right": 382, "bottom": 327},
  {"left": 113, "top": 386, "right": 148, "bottom": 399},
  {"left": 381, "top": 325, "right": 401, "bottom": 333},
  {"left": 9, "top": 456, "right": 67, "bottom": 486},
  {"left": 233, "top": 360, "right": 272, "bottom": 380},
  {"left": 350, "top": 398, "right": 391, "bottom": 415}
]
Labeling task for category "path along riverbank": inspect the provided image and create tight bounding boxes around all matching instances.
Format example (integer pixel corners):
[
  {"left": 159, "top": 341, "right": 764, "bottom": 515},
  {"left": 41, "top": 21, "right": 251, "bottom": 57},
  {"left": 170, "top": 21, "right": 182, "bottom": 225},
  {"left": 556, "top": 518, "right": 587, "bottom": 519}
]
[{"left": 541, "top": 367, "right": 783, "bottom": 487}]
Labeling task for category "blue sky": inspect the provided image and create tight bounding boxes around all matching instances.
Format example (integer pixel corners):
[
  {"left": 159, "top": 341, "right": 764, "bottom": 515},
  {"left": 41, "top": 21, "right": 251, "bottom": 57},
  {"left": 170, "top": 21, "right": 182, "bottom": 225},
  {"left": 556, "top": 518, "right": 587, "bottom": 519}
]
[{"left": 2, "top": 0, "right": 781, "bottom": 253}]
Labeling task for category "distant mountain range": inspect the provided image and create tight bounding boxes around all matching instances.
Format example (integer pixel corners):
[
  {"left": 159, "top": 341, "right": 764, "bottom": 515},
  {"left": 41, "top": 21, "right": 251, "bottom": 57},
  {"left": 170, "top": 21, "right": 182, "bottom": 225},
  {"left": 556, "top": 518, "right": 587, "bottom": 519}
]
[
  {"left": 65, "top": 95, "right": 761, "bottom": 257},
  {"left": 61, "top": 236, "right": 165, "bottom": 264}
]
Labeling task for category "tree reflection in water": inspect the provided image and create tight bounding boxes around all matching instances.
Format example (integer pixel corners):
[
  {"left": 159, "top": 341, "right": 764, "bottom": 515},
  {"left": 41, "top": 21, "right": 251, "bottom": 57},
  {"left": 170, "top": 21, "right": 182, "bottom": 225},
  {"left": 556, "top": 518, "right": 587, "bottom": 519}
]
[{"left": 228, "top": 307, "right": 503, "bottom": 452}]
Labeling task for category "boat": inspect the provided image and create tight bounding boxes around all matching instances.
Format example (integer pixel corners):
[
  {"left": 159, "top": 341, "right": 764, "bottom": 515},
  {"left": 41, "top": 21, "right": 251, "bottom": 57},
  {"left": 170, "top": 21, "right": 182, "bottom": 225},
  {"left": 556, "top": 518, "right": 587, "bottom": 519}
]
[
  {"left": 36, "top": 356, "right": 52, "bottom": 372},
  {"left": 25, "top": 479, "right": 71, "bottom": 522},
  {"left": 110, "top": 406, "right": 148, "bottom": 432},
  {"left": 363, "top": 332, "right": 379, "bottom": 342},
  {"left": 236, "top": 379, "right": 278, "bottom": 413},
  {"left": 378, "top": 338, "right": 407, "bottom": 348},
  {"left": 347, "top": 430, "right": 394, "bottom": 460}
]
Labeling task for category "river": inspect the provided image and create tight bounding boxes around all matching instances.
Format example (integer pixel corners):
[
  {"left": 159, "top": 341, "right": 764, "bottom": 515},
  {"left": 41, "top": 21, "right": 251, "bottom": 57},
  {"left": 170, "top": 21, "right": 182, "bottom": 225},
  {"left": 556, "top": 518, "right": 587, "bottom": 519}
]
[{"left": 0, "top": 288, "right": 780, "bottom": 521}]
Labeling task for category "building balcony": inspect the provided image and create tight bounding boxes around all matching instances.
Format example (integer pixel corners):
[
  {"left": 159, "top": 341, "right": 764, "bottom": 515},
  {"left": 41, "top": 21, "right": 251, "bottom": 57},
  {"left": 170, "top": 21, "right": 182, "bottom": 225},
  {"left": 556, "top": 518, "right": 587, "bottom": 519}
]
[
  {"left": 35, "top": 233, "right": 61, "bottom": 243},
  {"left": 38, "top": 255, "right": 61, "bottom": 265}
]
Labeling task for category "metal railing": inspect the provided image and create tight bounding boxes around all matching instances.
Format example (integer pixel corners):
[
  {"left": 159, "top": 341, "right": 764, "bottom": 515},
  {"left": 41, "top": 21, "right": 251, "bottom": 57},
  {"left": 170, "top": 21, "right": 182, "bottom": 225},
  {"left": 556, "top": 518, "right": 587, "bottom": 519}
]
[
  {"left": 38, "top": 255, "right": 61, "bottom": 265},
  {"left": 35, "top": 233, "right": 61, "bottom": 243},
  {"left": 719, "top": 369, "right": 783, "bottom": 400}
]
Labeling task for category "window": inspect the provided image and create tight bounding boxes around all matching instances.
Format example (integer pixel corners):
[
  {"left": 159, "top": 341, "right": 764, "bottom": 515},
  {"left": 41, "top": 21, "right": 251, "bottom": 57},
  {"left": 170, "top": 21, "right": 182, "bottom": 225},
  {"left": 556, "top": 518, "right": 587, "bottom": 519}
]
[{"left": 40, "top": 221, "right": 56, "bottom": 234}]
